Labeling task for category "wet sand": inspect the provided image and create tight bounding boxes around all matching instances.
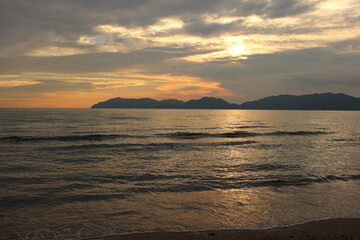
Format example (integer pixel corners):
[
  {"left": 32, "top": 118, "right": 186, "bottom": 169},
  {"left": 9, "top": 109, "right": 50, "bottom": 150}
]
[{"left": 91, "top": 218, "right": 360, "bottom": 240}]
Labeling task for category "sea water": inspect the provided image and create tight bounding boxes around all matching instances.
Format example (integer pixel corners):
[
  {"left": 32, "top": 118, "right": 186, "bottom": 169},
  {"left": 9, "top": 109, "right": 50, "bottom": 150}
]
[{"left": 0, "top": 109, "right": 359, "bottom": 239}]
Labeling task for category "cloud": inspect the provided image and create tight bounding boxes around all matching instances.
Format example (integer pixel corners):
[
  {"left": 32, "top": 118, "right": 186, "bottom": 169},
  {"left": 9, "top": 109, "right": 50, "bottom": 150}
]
[
  {"left": 0, "top": 49, "right": 183, "bottom": 74},
  {"left": 0, "top": 0, "right": 320, "bottom": 56},
  {"left": 286, "top": 75, "right": 360, "bottom": 88},
  {"left": 0, "top": 0, "right": 355, "bottom": 63},
  {"left": 265, "top": 0, "right": 319, "bottom": 18},
  {"left": 0, "top": 71, "right": 232, "bottom": 103},
  {"left": 148, "top": 46, "right": 360, "bottom": 101},
  {"left": 0, "top": 80, "right": 40, "bottom": 88},
  {"left": 0, "top": 79, "right": 93, "bottom": 100},
  {"left": 182, "top": 19, "right": 241, "bottom": 37},
  {"left": 330, "top": 37, "right": 360, "bottom": 53}
]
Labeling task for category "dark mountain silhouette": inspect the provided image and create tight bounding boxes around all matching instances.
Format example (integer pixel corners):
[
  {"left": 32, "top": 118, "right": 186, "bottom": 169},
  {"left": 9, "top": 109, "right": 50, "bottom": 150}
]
[
  {"left": 91, "top": 97, "right": 184, "bottom": 109},
  {"left": 91, "top": 93, "right": 360, "bottom": 110},
  {"left": 91, "top": 97, "right": 238, "bottom": 109},
  {"left": 240, "top": 93, "right": 360, "bottom": 110},
  {"left": 181, "top": 97, "right": 239, "bottom": 109},
  {"left": 158, "top": 99, "right": 184, "bottom": 107}
]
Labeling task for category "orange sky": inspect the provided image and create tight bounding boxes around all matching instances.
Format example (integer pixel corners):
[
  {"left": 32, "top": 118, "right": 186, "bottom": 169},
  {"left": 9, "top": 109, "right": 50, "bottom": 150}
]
[{"left": 0, "top": 72, "right": 234, "bottom": 108}]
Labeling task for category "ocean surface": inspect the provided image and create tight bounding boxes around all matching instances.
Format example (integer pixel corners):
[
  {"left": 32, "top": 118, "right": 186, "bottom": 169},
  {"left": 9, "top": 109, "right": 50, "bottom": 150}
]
[{"left": 0, "top": 109, "right": 359, "bottom": 239}]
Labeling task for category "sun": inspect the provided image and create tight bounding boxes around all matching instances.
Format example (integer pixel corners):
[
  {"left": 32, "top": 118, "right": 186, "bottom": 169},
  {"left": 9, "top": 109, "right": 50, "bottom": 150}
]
[{"left": 226, "top": 42, "right": 248, "bottom": 56}]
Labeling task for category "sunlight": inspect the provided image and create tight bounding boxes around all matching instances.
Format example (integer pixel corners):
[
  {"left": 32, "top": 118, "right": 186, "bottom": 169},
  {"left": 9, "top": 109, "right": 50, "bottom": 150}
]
[
  {"left": 27, "top": 46, "right": 88, "bottom": 57},
  {"left": 149, "top": 18, "right": 184, "bottom": 32},
  {"left": 319, "top": 0, "right": 359, "bottom": 10},
  {"left": 182, "top": 36, "right": 249, "bottom": 62},
  {"left": 95, "top": 18, "right": 183, "bottom": 38},
  {"left": 0, "top": 80, "right": 39, "bottom": 87},
  {"left": 248, "top": 16, "right": 261, "bottom": 22},
  {"left": 227, "top": 42, "right": 248, "bottom": 56}
]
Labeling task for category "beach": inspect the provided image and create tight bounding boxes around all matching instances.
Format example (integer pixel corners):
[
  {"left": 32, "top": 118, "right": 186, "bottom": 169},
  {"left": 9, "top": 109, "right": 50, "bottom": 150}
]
[{"left": 92, "top": 218, "right": 360, "bottom": 240}]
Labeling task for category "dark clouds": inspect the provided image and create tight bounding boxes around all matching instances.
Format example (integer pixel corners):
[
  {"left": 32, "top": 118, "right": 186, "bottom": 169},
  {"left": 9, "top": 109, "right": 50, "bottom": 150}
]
[
  {"left": 0, "top": 47, "right": 202, "bottom": 74},
  {"left": 0, "top": 0, "right": 319, "bottom": 54},
  {"left": 265, "top": 0, "right": 318, "bottom": 18},
  {"left": 183, "top": 20, "right": 241, "bottom": 37}
]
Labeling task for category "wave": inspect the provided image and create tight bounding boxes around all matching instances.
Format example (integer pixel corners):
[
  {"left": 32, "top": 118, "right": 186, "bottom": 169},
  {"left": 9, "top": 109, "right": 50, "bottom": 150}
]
[
  {"left": 1, "top": 130, "right": 331, "bottom": 143},
  {"left": 157, "top": 131, "right": 257, "bottom": 139},
  {"left": 214, "top": 163, "right": 301, "bottom": 172},
  {"left": 332, "top": 138, "right": 360, "bottom": 142},
  {"left": 158, "top": 132, "right": 213, "bottom": 139},
  {"left": 0, "top": 193, "right": 129, "bottom": 208},
  {"left": 95, "top": 173, "right": 192, "bottom": 182},
  {"left": 0, "top": 134, "right": 144, "bottom": 142},
  {"left": 102, "top": 174, "right": 360, "bottom": 194},
  {"left": 51, "top": 142, "right": 192, "bottom": 151},
  {"left": 208, "top": 140, "right": 257, "bottom": 146},
  {"left": 2, "top": 173, "right": 359, "bottom": 208},
  {"left": 233, "top": 125, "right": 270, "bottom": 129},
  {"left": 103, "top": 210, "right": 140, "bottom": 217},
  {"left": 110, "top": 116, "right": 148, "bottom": 120},
  {"left": 49, "top": 140, "right": 256, "bottom": 151},
  {"left": 160, "top": 130, "right": 331, "bottom": 139},
  {"left": 156, "top": 174, "right": 360, "bottom": 192},
  {"left": 266, "top": 131, "right": 330, "bottom": 136}
]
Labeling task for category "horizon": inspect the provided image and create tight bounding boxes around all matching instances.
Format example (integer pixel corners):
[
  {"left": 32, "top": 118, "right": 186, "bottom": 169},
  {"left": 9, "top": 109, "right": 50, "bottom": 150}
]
[
  {"left": 1, "top": 1, "right": 360, "bottom": 108},
  {"left": 1, "top": 91, "right": 360, "bottom": 109},
  {"left": 3, "top": 92, "right": 358, "bottom": 109}
]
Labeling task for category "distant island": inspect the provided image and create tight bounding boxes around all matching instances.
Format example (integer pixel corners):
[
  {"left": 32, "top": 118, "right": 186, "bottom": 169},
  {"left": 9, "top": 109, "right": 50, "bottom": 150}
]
[{"left": 91, "top": 93, "right": 360, "bottom": 110}]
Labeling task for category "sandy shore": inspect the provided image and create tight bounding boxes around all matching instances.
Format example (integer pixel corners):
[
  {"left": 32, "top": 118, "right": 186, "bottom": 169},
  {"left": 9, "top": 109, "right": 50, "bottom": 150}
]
[{"left": 90, "top": 218, "right": 360, "bottom": 240}]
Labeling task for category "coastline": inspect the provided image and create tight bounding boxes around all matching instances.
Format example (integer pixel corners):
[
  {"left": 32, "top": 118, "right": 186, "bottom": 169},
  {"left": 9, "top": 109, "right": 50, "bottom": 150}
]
[{"left": 88, "top": 218, "right": 360, "bottom": 240}]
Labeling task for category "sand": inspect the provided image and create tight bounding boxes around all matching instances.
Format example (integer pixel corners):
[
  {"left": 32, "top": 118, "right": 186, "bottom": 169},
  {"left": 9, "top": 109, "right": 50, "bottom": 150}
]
[{"left": 90, "top": 218, "right": 360, "bottom": 240}]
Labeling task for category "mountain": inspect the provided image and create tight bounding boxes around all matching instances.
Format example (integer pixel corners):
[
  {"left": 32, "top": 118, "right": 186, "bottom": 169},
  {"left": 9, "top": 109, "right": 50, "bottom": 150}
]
[
  {"left": 181, "top": 97, "right": 239, "bottom": 109},
  {"left": 91, "top": 93, "right": 360, "bottom": 110},
  {"left": 91, "top": 97, "right": 184, "bottom": 109},
  {"left": 91, "top": 97, "right": 239, "bottom": 109},
  {"left": 240, "top": 93, "right": 360, "bottom": 110}
]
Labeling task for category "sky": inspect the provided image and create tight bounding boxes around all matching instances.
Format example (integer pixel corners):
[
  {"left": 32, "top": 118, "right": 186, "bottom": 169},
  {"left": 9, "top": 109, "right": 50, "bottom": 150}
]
[{"left": 0, "top": 0, "right": 360, "bottom": 108}]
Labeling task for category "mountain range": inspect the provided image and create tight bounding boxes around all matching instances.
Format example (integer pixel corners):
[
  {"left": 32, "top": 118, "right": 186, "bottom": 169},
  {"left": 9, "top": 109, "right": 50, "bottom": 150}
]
[{"left": 91, "top": 93, "right": 360, "bottom": 110}]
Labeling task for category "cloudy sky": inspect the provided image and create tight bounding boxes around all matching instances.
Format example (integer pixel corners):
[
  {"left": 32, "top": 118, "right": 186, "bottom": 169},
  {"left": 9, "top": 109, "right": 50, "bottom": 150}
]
[{"left": 0, "top": 0, "right": 359, "bottom": 107}]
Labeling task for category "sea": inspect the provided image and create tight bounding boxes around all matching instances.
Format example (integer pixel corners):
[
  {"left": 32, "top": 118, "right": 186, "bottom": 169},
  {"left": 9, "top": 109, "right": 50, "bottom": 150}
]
[{"left": 0, "top": 108, "right": 359, "bottom": 239}]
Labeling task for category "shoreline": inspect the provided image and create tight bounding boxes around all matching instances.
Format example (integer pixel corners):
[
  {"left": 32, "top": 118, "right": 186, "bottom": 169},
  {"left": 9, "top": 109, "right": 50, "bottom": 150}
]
[{"left": 87, "top": 218, "right": 360, "bottom": 240}]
